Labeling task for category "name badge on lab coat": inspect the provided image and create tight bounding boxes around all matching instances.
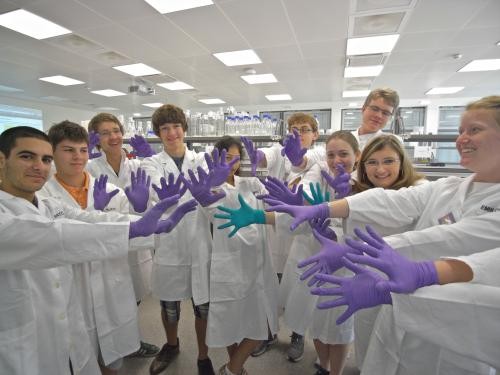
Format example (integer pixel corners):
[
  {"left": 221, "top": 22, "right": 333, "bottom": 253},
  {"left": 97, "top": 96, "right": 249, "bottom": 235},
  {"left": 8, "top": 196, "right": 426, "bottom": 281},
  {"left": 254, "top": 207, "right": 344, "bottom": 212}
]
[{"left": 438, "top": 212, "right": 456, "bottom": 225}]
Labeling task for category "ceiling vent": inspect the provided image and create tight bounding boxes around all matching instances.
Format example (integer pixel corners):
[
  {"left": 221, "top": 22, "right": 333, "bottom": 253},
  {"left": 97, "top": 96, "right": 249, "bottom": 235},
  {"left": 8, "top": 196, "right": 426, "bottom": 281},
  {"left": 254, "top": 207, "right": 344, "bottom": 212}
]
[
  {"left": 96, "top": 51, "right": 130, "bottom": 66},
  {"left": 355, "top": 0, "right": 412, "bottom": 13},
  {"left": 347, "top": 54, "right": 386, "bottom": 67},
  {"left": 344, "top": 77, "right": 373, "bottom": 90},
  {"left": 48, "top": 34, "right": 105, "bottom": 54},
  {"left": 352, "top": 12, "right": 405, "bottom": 36},
  {"left": 128, "top": 84, "right": 155, "bottom": 96}
]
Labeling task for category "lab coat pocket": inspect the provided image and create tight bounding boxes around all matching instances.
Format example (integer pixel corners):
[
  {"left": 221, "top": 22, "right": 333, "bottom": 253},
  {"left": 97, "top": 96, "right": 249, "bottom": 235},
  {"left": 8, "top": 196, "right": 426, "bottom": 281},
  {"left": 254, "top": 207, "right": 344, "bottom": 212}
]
[{"left": 210, "top": 252, "right": 251, "bottom": 302}]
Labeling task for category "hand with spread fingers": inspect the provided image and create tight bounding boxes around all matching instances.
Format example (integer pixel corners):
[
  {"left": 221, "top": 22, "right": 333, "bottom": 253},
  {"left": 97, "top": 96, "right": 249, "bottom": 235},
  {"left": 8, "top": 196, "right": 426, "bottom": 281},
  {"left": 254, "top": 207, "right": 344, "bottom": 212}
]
[
  {"left": 303, "top": 182, "right": 330, "bottom": 205},
  {"left": 265, "top": 201, "right": 329, "bottom": 231},
  {"left": 241, "top": 136, "right": 265, "bottom": 176},
  {"left": 129, "top": 195, "right": 179, "bottom": 238},
  {"left": 93, "top": 174, "right": 119, "bottom": 211},
  {"left": 130, "top": 135, "right": 155, "bottom": 158},
  {"left": 215, "top": 194, "right": 266, "bottom": 237},
  {"left": 205, "top": 148, "right": 240, "bottom": 187},
  {"left": 152, "top": 173, "right": 187, "bottom": 201},
  {"left": 310, "top": 257, "right": 392, "bottom": 324},
  {"left": 181, "top": 167, "right": 225, "bottom": 207},
  {"left": 321, "top": 164, "right": 351, "bottom": 199},
  {"left": 154, "top": 199, "right": 198, "bottom": 234},
  {"left": 308, "top": 217, "right": 337, "bottom": 242},
  {"left": 88, "top": 131, "right": 102, "bottom": 159},
  {"left": 281, "top": 129, "right": 307, "bottom": 166},
  {"left": 125, "top": 168, "right": 151, "bottom": 213},
  {"left": 257, "top": 176, "right": 304, "bottom": 206},
  {"left": 344, "top": 225, "right": 439, "bottom": 294}
]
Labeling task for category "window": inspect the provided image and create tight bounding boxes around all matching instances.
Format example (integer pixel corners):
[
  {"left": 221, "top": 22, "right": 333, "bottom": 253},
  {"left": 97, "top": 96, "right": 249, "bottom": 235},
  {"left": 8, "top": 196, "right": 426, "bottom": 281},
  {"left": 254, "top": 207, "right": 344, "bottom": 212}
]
[
  {"left": 0, "top": 104, "right": 43, "bottom": 134},
  {"left": 435, "top": 106, "right": 463, "bottom": 164}
]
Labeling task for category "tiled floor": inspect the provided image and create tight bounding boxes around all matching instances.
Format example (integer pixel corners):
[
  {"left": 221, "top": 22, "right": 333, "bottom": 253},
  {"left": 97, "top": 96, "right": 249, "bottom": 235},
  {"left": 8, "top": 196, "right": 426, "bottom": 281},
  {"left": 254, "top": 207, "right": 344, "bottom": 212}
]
[{"left": 120, "top": 296, "right": 361, "bottom": 375}]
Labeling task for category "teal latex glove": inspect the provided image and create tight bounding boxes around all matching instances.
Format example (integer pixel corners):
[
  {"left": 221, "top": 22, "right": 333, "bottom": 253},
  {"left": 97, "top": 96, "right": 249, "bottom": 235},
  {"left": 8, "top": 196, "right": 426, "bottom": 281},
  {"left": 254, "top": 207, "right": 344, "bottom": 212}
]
[
  {"left": 303, "top": 182, "right": 330, "bottom": 205},
  {"left": 215, "top": 193, "right": 266, "bottom": 237}
]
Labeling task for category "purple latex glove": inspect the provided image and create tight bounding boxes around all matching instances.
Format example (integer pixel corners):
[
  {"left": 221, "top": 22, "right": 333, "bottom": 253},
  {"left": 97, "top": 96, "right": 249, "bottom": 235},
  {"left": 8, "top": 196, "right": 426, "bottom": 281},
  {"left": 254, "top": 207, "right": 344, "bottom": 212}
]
[
  {"left": 129, "top": 195, "right": 179, "bottom": 238},
  {"left": 155, "top": 198, "right": 198, "bottom": 234},
  {"left": 88, "top": 131, "right": 102, "bottom": 159},
  {"left": 257, "top": 176, "right": 304, "bottom": 206},
  {"left": 204, "top": 148, "right": 240, "bottom": 187},
  {"left": 344, "top": 225, "right": 439, "bottom": 294},
  {"left": 181, "top": 167, "right": 225, "bottom": 207},
  {"left": 281, "top": 129, "right": 307, "bottom": 166},
  {"left": 241, "top": 136, "right": 265, "bottom": 176},
  {"left": 310, "top": 258, "right": 392, "bottom": 324},
  {"left": 321, "top": 164, "right": 351, "bottom": 199},
  {"left": 152, "top": 173, "right": 188, "bottom": 201},
  {"left": 130, "top": 135, "right": 154, "bottom": 158},
  {"left": 93, "top": 174, "right": 119, "bottom": 211},
  {"left": 308, "top": 217, "right": 337, "bottom": 242},
  {"left": 298, "top": 228, "right": 356, "bottom": 286},
  {"left": 265, "top": 201, "right": 329, "bottom": 231},
  {"left": 124, "top": 168, "right": 151, "bottom": 213}
]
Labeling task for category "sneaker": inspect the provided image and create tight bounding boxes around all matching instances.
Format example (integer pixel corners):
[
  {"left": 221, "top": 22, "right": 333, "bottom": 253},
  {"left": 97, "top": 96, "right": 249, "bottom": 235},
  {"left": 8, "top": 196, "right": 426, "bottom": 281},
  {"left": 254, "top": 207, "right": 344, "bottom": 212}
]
[
  {"left": 198, "top": 358, "right": 215, "bottom": 375},
  {"left": 149, "top": 339, "right": 180, "bottom": 375},
  {"left": 218, "top": 364, "right": 248, "bottom": 375},
  {"left": 126, "top": 341, "right": 160, "bottom": 358},
  {"left": 287, "top": 332, "right": 304, "bottom": 362},
  {"left": 250, "top": 334, "right": 277, "bottom": 357},
  {"left": 314, "top": 366, "right": 330, "bottom": 375}
]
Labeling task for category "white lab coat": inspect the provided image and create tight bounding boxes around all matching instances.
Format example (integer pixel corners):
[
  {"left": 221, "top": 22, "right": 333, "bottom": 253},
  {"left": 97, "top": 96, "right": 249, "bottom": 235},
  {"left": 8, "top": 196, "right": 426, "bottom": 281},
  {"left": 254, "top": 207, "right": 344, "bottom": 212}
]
[
  {"left": 88, "top": 152, "right": 153, "bottom": 301},
  {"left": 344, "top": 175, "right": 500, "bottom": 375},
  {"left": 39, "top": 176, "right": 141, "bottom": 365},
  {"left": 350, "top": 128, "right": 384, "bottom": 150},
  {"left": 141, "top": 148, "right": 211, "bottom": 304},
  {"left": 203, "top": 176, "right": 279, "bottom": 347},
  {"left": 0, "top": 190, "right": 131, "bottom": 375},
  {"left": 279, "top": 162, "right": 353, "bottom": 344}
]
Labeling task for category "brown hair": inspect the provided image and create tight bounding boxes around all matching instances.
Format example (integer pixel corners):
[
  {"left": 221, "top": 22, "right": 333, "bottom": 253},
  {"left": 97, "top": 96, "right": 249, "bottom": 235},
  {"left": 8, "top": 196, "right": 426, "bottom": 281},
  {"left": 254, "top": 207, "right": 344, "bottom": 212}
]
[
  {"left": 47, "top": 120, "right": 89, "bottom": 149},
  {"left": 287, "top": 112, "right": 318, "bottom": 132},
  {"left": 362, "top": 88, "right": 400, "bottom": 111},
  {"left": 356, "top": 134, "right": 424, "bottom": 191},
  {"left": 152, "top": 104, "right": 188, "bottom": 136},
  {"left": 0, "top": 126, "right": 49, "bottom": 158},
  {"left": 87, "top": 113, "right": 124, "bottom": 134},
  {"left": 465, "top": 95, "right": 500, "bottom": 128}
]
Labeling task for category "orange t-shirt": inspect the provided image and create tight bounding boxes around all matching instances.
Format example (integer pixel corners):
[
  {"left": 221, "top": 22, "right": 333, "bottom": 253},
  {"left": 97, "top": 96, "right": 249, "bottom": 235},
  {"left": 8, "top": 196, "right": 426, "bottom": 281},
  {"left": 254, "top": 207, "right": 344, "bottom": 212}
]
[{"left": 55, "top": 172, "right": 90, "bottom": 209}]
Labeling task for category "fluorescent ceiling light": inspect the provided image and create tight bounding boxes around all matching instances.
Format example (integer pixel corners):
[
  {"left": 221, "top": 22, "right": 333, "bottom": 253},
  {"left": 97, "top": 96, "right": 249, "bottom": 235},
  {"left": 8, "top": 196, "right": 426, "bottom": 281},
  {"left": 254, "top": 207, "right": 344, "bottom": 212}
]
[
  {"left": 113, "top": 63, "right": 161, "bottom": 77},
  {"left": 265, "top": 94, "right": 292, "bottom": 101},
  {"left": 342, "top": 90, "right": 370, "bottom": 98},
  {"left": 91, "top": 89, "right": 127, "bottom": 97},
  {"left": 346, "top": 34, "right": 399, "bottom": 56},
  {"left": 348, "top": 102, "right": 358, "bottom": 107},
  {"left": 157, "top": 81, "right": 194, "bottom": 90},
  {"left": 143, "top": 0, "right": 213, "bottom": 14},
  {"left": 241, "top": 74, "right": 277, "bottom": 84},
  {"left": 142, "top": 102, "right": 164, "bottom": 108},
  {"left": 420, "top": 100, "right": 430, "bottom": 105},
  {"left": 426, "top": 87, "right": 464, "bottom": 95},
  {"left": 0, "top": 84, "right": 23, "bottom": 93},
  {"left": 0, "top": 9, "right": 71, "bottom": 40},
  {"left": 133, "top": 113, "right": 142, "bottom": 116},
  {"left": 97, "top": 107, "right": 119, "bottom": 111},
  {"left": 458, "top": 59, "right": 500, "bottom": 72},
  {"left": 198, "top": 98, "right": 226, "bottom": 104},
  {"left": 344, "top": 65, "right": 384, "bottom": 78},
  {"left": 213, "top": 49, "right": 262, "bottom": 67},
  {"left": 39, "top": 75, "right": 84, "bottom": 86}
]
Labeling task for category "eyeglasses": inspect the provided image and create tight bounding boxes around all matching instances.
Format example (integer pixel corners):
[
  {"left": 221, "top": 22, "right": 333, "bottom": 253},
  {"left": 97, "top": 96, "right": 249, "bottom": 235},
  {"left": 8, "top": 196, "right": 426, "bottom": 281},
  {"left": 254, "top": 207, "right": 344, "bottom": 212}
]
[
  {"left": 291, "top": 127, "right": 314, "bottom": 134},
  {"left": 368, "top": 105, "right": 393, "bottom": 118},
  {"left": 364, "top": 158, "right": 400, "bottom": 168}
]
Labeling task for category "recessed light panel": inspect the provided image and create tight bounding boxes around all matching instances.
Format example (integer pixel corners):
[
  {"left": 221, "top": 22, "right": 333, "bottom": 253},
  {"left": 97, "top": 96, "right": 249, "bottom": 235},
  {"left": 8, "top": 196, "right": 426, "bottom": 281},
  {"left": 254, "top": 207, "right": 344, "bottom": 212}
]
[
  {"left": 0, "top": 9, "right": 71, "bottom": 39},
  {"left": 198, "top": 98, "right": 225, "bottom": 104},
  {"left": 91, "top": 89, "right": 127, "bottom": 97},
  {"left": 39, "top": 75, "right": 84, "bottom": 86},
  {"left": 346, "top": 34, "right": 399, "bottom": 56},
  {"left": 458, "top": 59, "right": 500, "bottom": 72},
  {"left": 344, "top": 65, "right": 384, "bottom": 78},
  {"left": 425, "top": 87, "right": 464, "bottom": 95},
  {"left": 157, "top": 81, "right": 194, "bottom": 90},
  {"left": 265, "top": 94, "right": 292, "bottom": 101},
  {"left": 142, "top": 102, "right": 164, "bottom": 108},
  {"left": 113, "top": 63, "right": 161, "bottom": 77},
  {"left": 213, "top": 49, "right": 262, "bottom": 67},
  {"left": 342, "top": 90, "right": 370, "bottom": 98},
  {"left": 241, "top": 74, "right": 277, "bottom": 84},
  {"left": 144, "top": 0, "right": 213, "bottom": 14}
]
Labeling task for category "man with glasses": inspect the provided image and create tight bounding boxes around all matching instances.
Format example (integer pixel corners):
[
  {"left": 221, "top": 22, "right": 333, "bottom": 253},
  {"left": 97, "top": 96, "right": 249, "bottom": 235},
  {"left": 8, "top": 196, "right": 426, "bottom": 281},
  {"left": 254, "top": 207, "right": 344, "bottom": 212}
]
[{"left": 353, "top": 88, "right": 400, "bottom": 150}]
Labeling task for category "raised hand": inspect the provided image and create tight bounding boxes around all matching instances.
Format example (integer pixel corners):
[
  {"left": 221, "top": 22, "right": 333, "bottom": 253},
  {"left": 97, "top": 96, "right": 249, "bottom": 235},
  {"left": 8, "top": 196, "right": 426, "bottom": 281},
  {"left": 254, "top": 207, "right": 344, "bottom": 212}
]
[
  {"left": 257, "top": 176, "right": 304, "bottom": 206},
  {"left": 181, "top": 167, "right": 225, "bottom": 207},
  {"left": 321, "top": 164, "right": 351, "bottom": 199},
  {"left": 155, "top": 199, "right": 198, "bottom": 234},
  {"left": 308, "top": 217, "right": 337, "bottom": 241},
  {"left": 281, "top": 129, "right": 307, "bottom": 166},
  {"left": 298, "top": 228, "right": 357, "bottom": 286},
  {"left": 344, "top": 225, "right": 439, "bottom": 294},
  {"left": 205, "top": 148, "right": 240, "bottom": 187},
  {"left": 130, "top": 135, "right": 155, "bottom": 158},
  {"left": 215, "top": 194, "right": 266, "bottom": 237},
  {"left": 129, "top": 195, "right": 180, "bottom": 238},
  {"left": 241, "top": 136, "right": 265, "bottom": 176},
  {"left": 265, "top": 201, "right": 329, "bottom": 231},
  {"left": 152, "top": 173, "right": 187, "bottom": 201},
  {"left": 311, "top": 258, "right": 392, "bottom": 324},
  {"left": 93, "top": 174, "right": 119, "bottom": 211},
  {"left": 303, "top": 182, "right": 330, "bottom": 205},
  {"left": 88, "top": 131, "right": 102, "bottom": 159},
  {"left": 124, "top": 168, "right": 151, "bottom": 213}
]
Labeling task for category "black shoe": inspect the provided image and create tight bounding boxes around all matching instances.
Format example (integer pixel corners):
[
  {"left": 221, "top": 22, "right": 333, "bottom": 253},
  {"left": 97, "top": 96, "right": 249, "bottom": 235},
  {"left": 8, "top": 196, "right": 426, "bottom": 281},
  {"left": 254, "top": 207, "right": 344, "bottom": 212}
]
[
  {"left": 149, "top": 339, "right": 180, "bottom": 375},
  {"left": 198, "top": 358, "right": 215, "bottom": 375},
  {"left": 126, "top": 341, "right": 160, "bottom": 358},
  {"left": 314, "top": 366, "right": 330, "bottom": 375},
  {"left": 250, "top": 334, "right": 277, "bottom": 357}
]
